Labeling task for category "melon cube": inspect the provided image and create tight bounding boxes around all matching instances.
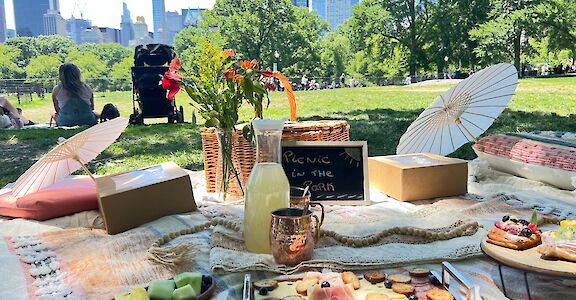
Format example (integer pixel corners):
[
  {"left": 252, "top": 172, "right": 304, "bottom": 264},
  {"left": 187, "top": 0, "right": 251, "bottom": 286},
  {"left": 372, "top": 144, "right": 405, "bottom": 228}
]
[
  {"left": 172, "top": 284, "right": 199, "bottom": 300},
  {"left": 147, "top": 279, "right": 175, "bottom": 300},
  {"left": 174, "top": 272, "right": 202, "bottom": 295}
]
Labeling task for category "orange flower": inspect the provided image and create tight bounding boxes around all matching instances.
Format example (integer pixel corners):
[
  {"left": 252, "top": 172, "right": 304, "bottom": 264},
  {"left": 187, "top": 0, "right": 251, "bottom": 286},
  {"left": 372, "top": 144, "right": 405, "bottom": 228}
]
[
  {"left": 239, "top": 60, "right": 252, "bottom": 70},
  {"left": 223, "top": 68, "right": 236, "bottom": 81},
  {"left": 222, "top": 49, "right": 235, "bottom": 57}
]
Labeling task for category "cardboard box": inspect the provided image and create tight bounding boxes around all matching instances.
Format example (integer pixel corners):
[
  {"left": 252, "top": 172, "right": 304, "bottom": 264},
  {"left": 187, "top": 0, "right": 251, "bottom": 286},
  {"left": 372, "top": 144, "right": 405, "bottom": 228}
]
[
  {"left": 368, "top": 153, "right": 467, "bottom": 201},
  {"left": 96, "top": 162, "right": 196, "bottom": 234}
]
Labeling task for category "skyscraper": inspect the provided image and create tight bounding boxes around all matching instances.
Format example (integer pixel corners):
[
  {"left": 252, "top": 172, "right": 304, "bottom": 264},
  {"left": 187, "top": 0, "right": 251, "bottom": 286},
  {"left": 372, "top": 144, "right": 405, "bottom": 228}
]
[
  {"left": 311, "top": 0, "right": 358, "bottom": 30},
  {"left": 44, "top": 1, "right": 66, "bottom": 36},
  {"left": 99, "top": 27, "right": 121, "bottom": 44},
  {"left": 181, "top": 8, "right": 206, "bottom": 28},
  {"left": 129, "top": 16, "right": 153, "bottom": 48},
  {"left": 14, "top": 0, "right": 53, "bottom": 36},
  {"left": 120, "top": 2, "right": 134, "bottom": 47},
  {"left": 0, "top": 0, "right": 7, "bottom": 42},
  {"left": 67, "top": 17, "right": 92, "bottom": 44},
  {"left": 164, "top": 11, "right": 183, "bottom": 45},
  {"left": 292, "top": 0, "right": 309, "bottom": 7},
  {"left": 311, "top": 0, "right": 326, "bottom": 19},
  {"left": 152, "top": 0, "right": 166, "bottom": 43}
]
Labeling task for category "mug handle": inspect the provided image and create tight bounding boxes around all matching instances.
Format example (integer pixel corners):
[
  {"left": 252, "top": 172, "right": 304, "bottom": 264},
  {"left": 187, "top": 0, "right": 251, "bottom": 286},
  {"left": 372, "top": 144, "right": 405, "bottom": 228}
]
[
  {"left": 309, "top": 202, "right": 325, "bottom": 227},
  {"left": 313, "top": 215, "right": 321, "bottom": 241}
]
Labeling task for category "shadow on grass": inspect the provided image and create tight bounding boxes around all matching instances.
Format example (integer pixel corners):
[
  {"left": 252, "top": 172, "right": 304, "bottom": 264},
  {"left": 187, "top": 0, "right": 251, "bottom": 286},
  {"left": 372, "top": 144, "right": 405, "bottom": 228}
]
[{"left": 300, "top": 108, "right": 576, "bottom": 160}]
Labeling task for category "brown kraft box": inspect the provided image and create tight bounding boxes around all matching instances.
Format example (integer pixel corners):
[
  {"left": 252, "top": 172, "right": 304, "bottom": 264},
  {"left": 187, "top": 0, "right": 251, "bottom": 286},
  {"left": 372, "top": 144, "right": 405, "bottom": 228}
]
[
  {"left": 96, "top": 161, "right": 196, "bottom": 234},
  {"left": 368, "top": 153, "right": 467, "bottom": 201}
]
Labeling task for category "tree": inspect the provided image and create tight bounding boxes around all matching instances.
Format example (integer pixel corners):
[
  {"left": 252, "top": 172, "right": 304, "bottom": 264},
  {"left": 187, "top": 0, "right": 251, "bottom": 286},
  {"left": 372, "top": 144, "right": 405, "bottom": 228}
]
[
  {"left": 173, "top": 26, "right": 226, "bottom": 70},
  {"left": 427, "top": 0, "right": 490, "bottom": 74},
  {"left": 0, "top": 44, "right": 25, "bottom": 79},
  {"left": 470, "top": 0, "right": 541, "bottom": 71},
  {"left": 35, "top": 35, "right": 75, "bottom": 59},
  {"left": 25, "top": 54, "right": 61, "bottom": 81},
  {"left": 205, "top": 0, "right": 326, "bottom": 76},
  {"left": 319, "top": 32, "right": 352, "bottom": 80},
  {"left": 535, "top": 0, "right": 576, "bottom": 63},
  {"left": 110, "top": 57, "right": 134, "bottom": 91},
  {"left": 74, "top": 43, "right": 132, "bottom": 68},
  {"left": 5, "top": 37, "right": 40, "bottom": 66},
  {"left": 66, "top": 50, "right": 107, "bottom": 90}
]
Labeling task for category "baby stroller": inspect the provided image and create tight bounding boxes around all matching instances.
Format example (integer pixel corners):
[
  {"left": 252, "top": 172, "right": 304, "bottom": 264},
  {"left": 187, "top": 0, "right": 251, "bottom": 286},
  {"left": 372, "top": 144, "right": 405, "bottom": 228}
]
[{"left": 129, "top": 44, "right": 184, "bottom": 125}]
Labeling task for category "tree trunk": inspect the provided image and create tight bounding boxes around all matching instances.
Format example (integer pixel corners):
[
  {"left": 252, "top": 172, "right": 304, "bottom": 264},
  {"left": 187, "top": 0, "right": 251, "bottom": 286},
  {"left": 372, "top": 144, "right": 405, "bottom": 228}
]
[
  {"left": 513, "top": 29, "right": 521, "bottom": 74},
  {"left": 409, "top": 0, "right": 417, "bottom": 80}
]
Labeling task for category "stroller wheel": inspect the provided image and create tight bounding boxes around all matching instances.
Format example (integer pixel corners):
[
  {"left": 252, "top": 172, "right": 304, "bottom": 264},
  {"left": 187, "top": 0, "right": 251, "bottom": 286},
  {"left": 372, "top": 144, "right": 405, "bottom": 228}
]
[{"left": 130, "top": 113, "right": 144, "bottom": 125}]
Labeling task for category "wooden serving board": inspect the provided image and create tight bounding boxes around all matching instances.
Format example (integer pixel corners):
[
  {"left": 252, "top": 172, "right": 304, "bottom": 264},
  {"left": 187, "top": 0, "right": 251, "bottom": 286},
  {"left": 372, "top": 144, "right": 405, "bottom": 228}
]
[{"left": 481, "top": 237, "right": 576, "bottom": 277}]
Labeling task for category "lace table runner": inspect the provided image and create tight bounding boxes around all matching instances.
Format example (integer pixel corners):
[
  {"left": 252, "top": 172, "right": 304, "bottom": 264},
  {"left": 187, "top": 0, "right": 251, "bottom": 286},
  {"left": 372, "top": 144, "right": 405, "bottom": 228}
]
[{"left": 205, "top": 195, "right": 548, "bottom": 274}]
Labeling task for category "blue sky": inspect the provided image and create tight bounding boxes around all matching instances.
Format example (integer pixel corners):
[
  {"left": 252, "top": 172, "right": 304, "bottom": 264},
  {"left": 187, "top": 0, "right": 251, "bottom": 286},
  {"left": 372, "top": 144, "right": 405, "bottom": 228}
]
[{"left": 5, "top": 0, "right": 216, "bottom": 31}]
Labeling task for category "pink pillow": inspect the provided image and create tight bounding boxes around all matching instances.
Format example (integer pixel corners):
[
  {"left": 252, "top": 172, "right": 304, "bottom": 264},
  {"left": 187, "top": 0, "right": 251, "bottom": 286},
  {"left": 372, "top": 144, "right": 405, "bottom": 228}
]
[{"left": 0, "top": 177, "right": 98, "bottom": 220}]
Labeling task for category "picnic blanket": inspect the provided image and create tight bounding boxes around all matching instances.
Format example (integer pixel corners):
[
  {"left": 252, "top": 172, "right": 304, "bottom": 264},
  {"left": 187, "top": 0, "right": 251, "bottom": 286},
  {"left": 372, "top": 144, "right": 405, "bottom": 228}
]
[{"left": 1, "top": 166, "right": 575, "bottom": 299}]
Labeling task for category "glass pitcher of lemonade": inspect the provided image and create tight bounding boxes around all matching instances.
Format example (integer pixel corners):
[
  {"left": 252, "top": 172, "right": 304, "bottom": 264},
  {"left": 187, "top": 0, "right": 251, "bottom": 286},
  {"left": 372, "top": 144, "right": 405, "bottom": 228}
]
[{"left": 244, "top": 119, "right": 290, "bottom": 254}]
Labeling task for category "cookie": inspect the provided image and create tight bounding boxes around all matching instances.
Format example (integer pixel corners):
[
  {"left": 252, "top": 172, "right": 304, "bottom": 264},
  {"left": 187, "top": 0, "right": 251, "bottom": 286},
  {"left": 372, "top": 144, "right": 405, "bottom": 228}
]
[
  {"left": 409, "top": 268, "right": 430, "bottom": 277},
  {"left": 364, "top": 271, "right": 386, "bottom": 284},
  {"left": 365, "top": 292, "right": 389, "bottom": 300},
  {"left": 295, "top": 279, "right": 317, "bottom": 295},
  {"left": 387, "top": 274, "right": 412, "bottom": 284},
  {"left": 253, "top": 279, "right": 279, "bottom": 291},
  {"left": 391, "top": 283, "right": 415, "bottom": 295},
  {"left": 342, "top": 271, "right": 360, "bottom": 289},
  {"left": 426, "top": 288, "right": 454, "bottom": 300}
]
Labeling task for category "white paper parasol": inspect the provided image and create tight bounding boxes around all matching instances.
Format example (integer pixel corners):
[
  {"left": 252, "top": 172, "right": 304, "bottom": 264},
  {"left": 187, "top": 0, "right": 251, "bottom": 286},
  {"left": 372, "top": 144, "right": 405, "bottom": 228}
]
[
  {"left": 11, "top": 117, "right": 129, "bottom": 198},
  {"left": 397, "top": 63, "right": 518, "bottom": 156}
]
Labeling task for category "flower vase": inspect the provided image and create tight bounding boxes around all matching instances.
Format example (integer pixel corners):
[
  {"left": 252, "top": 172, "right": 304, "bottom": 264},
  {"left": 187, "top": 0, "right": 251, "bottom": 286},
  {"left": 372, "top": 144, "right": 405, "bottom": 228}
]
[{"left": 215, "top": 128, "right": 244, "bottom": 201}]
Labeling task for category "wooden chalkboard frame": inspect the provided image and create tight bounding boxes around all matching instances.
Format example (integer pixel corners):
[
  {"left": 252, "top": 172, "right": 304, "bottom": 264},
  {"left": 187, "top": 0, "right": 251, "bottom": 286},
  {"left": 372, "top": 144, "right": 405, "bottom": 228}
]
[{"left": 281, "top": 141, "right": 371, "bottom": 205}]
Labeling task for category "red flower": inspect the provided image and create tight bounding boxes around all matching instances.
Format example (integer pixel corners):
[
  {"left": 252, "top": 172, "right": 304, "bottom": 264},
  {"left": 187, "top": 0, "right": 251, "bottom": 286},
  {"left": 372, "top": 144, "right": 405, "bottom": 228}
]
[
  {"left": 169, "top": 58, "right": 181, "bottom": 72},
  {"left": 239, "top": 60, "right": 252, "bottom": 70},
  {"left": 223, "top": 68, "right": 236, "bottom": 81},
  {"left": 222, "top": 49, "right": 235, "bottom": 57},
  {"left": 161, "top": 71, "right": 182, "bottom": 100},
  {"left": 258, "top": 69, "right": 274, "bottom": 78}
]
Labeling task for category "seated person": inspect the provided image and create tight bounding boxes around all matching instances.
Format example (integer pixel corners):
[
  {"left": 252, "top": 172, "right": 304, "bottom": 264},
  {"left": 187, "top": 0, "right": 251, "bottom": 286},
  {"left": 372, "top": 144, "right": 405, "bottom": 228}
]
[
  {"left": 0, "top": 96, "right": 27, "bottom": 128},
  {"left": 16, "top": 108, "right": 34, "bottom": 125},
  {"left": 0, "top": 108, "right": 11, "bottom": 128},
  {"left": 52, "top": 63, "right": 97, "bottom": 127}
]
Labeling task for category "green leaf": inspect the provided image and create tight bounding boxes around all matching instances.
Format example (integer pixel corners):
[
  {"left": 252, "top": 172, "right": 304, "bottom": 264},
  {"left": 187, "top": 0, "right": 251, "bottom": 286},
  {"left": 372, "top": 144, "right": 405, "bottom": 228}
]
[
  {"left": 531, "top": 208, "right": 538, "bottom": 226},
  {"left": 205, "top": 117, "right": 220, "bottom": 128}
]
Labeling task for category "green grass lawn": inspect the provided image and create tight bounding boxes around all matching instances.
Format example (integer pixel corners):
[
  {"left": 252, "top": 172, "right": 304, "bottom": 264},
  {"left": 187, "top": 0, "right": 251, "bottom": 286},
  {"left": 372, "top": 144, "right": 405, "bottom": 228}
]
[{"left": 2, "top": 76, "right": 575, "bottom": 188}]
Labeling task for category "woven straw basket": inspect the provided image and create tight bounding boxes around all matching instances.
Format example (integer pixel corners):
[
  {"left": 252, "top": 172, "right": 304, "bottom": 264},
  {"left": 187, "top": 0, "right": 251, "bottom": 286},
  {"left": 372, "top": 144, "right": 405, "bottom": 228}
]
[{"left": 200, "top": 73, "right": 350, "bottom": 196}]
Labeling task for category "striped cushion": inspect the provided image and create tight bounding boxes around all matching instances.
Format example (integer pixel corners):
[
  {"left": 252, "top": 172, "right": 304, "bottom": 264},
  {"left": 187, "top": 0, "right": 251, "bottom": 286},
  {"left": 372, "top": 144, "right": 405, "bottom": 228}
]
[{"left": 473, "top": 135, "right": 576, "bottom": 172}]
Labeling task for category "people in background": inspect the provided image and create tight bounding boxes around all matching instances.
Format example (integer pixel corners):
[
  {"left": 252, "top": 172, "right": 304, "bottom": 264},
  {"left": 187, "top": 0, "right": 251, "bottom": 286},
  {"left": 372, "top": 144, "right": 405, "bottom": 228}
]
[
  {"left": 52, "top": 63, "right": 97, "bottom": 127},
  {"left": 339, "top": 73, "right": 345, "bottom": 87},
  {"left": 0, "top": 96, "right": 28, "bottom": 128},
  {"left": 301, "top": 74, "right": 309, "bottom": 90}
]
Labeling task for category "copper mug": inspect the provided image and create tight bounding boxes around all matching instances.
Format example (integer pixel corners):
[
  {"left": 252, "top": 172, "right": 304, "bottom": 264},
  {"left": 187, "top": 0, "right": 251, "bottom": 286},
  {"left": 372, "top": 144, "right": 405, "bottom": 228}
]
[
  {"left": 269, "top": 203, "right": 325, "bottom": 266},
  {"left": 290, "top": 186, "right": 311, "bottom": 209}
]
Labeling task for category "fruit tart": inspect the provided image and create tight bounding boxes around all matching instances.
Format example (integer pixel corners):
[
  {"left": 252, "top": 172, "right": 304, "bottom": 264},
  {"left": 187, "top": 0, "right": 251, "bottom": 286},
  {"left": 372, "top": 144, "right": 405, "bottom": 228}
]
[
  {"left": 486, "top": 213, "right": 541, "bottom": 250},
  {"left": 538, "top": 220, "right": 576, "bottom": 262}
]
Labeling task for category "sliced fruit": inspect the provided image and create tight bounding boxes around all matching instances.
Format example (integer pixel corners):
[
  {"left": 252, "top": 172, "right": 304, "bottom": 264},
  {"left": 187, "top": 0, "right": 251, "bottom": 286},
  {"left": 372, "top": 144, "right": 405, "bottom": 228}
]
[{"left": 253, "top": 279, "right": 279, "bottom": 291}]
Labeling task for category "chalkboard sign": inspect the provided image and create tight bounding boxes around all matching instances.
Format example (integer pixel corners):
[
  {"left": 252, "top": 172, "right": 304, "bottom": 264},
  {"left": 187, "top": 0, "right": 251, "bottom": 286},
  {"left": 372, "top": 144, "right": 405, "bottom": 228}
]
[{"left": 281, "top": 141, "right": 370, "bottom": 205}]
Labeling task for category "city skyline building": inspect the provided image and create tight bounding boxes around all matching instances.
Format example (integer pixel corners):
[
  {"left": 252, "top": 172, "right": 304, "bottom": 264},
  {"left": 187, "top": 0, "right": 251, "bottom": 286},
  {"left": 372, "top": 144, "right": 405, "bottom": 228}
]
[
  {"left": 120, "top": 1, "right": 134, "bottom": 47},
  {"left": 164, "top": 10, "right": 183, "bottom": 45},
  {"left": 292, "top": 0, "right": 309, "bottom": 7},
  {"left": 99, "top": 27, "right": 121, "bottom": 43},
  {"left": 311, "top": 0, "right": 326, "bottom": 19},
  {"left": 66, "top": 17, "right": 92, "bottom": 44},
  {"left": 81, "top": 25, "right": 103, "bottom": 44},
  {"left": 152, "top": 0, "right": 166, "bottom": 43},
  {"left": 129, "top": 16, "right": 152, "bottom": 48},
  {"left": 0, "top": 0, "right": 7, "bottom": 42},
  {"left": 181, "top": 8, "right": 205, "bottom": 28},
  {"left": 311, "top": 0, "right": 358, "bottom": 31},
  {"left": 43, "top": 9, "right": 67, "bottom": 36},
  {"left": 14, "top": 0, "right": 52, "bottom": 36}
]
